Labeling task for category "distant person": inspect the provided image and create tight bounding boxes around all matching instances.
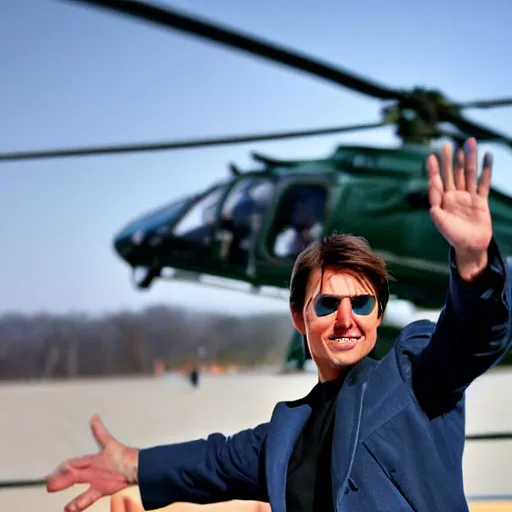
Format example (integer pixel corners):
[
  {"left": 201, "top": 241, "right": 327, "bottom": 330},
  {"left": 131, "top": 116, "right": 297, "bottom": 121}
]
[
  {"left": 189, "top": 367, "right": 200, "bottom": 388},
  {"left": 45, "top": 138, "right": 511, "bottom": 512}
]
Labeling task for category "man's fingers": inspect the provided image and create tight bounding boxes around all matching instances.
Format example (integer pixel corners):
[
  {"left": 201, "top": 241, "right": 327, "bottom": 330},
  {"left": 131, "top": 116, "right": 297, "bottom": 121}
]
[
  {"left": 110, "top": 494, "right": 125, "bottom": 512},
  {"left": 477, "top": 152, "right": 493, "bottom": 198},
  {"left": 110, "top": 495, "right": 142, "bottom": 512},
  {"left": 45, "top": 463, "right": 77, "bottom": 492},
  {"left": 110, "top": 495, "right": 124, "bottom": 512},
  {"left": 90, "top": 414, "right": 114, "bottom": 449},
  {"left": 46, "top": 474, "right": 74, "bottom": 493},
  {"left": 440, "top": 142, "right": 455, "bottom": 191},
  {"left": 427, "top": 154, "right": 443, "bottom": 209},
  {"left": 464, "top": 137, "right": 478, "bottom": 194},
  {"left": 46, "top": 455, "right": 95, "bottom": 492},
  {"left": 123, "top": 496, "right": 144, "bottom": 512},
  {"left": 64, "top": 486, "right": 103, "bottom": 512},
  {"left": 454, "top": 148, "right": 466, "bottom": 190}
]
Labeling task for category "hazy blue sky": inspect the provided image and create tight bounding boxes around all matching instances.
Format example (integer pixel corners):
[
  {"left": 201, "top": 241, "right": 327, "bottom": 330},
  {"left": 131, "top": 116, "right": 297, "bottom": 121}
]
[{"left": 1, "top": 0, "right": 511, "bottom": 317}]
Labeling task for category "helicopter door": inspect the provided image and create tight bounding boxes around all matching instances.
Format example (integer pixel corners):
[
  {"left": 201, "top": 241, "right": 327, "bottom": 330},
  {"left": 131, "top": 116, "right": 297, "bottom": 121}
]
[
  {"left": 214, "top": 177, "right": 275, "bottom": 279},
  {"left": 254, "top": 180, "right": 329, "bottom": 285},
  {"left": 272, "top": 185, "right": 326, "bottom": 260}
]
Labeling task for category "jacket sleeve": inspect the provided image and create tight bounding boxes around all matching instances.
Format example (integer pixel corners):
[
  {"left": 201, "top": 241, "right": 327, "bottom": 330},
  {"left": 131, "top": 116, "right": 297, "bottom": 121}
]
[
  {"left": 137, "top": 422, "right": 268, "bottom": 511},
  {"left": 411, "top": 238, "right": 512, "bottom": 417}
]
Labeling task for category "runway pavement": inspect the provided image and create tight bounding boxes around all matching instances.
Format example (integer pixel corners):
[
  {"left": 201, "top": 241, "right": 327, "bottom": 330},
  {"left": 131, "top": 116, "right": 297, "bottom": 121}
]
[{"left": 1, "top": 368, "right": 511, "bottom": 511}]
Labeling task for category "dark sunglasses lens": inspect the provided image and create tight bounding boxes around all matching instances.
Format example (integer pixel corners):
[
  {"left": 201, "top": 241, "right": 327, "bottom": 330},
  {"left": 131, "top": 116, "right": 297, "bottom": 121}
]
[
  {"left": 351, "top": 295, "right": 376, "bottom": 315},
  {"left": 314, "top": 296, "right": 340, "bottom": 317}
]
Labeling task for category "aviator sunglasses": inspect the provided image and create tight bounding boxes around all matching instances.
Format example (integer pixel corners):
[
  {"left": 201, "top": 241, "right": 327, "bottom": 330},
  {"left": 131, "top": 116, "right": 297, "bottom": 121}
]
[{"left": 313, "top": 294, "right": 376, "bottom": 317}]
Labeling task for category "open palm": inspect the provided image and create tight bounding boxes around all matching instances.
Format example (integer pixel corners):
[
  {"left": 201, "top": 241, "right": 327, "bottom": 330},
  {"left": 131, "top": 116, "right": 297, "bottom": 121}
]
[
  {"left": 427, "top": 137, "right": 493, "bottom": 254},
  {"left": 46, "top": 415, "right": 138, "bottom": 512}
]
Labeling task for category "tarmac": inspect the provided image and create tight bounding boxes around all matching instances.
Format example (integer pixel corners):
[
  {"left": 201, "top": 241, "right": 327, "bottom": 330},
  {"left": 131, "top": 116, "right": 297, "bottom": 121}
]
[{"left": 1, "top": 368, "right": 511, "bottom": 512}]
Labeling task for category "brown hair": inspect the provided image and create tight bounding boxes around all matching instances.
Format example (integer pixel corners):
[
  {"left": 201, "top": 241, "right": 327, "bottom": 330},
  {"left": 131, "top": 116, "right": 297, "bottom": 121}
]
[{"left": 289, "top": 233, "right": 391, "bottom": 318}]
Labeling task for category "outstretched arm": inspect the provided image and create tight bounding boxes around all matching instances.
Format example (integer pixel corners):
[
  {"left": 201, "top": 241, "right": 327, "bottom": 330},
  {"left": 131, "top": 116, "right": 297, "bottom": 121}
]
[
  {"left": 45, "top": 417, "right": 268, "bottom": 512},
  {"left": 411, "top": 138, "right": 512, "bottom": 415},
  {"left": 138, "top": 423, "right": 269, "bottom": 511}
]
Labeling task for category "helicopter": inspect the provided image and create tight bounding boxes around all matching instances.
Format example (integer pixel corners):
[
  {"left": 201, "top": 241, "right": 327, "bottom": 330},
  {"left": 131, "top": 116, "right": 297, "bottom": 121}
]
[
  {"left": 3, "top": 4, "right": 512, "bottom": 502},
  {"left": 1, "top": 2, "right": 512, "bottom": 310}
]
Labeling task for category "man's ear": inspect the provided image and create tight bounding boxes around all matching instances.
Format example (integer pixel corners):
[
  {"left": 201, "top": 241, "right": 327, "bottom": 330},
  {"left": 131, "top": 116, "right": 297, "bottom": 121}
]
[{"left": 291, "top": 308, "right": 306, "bottom": 334}]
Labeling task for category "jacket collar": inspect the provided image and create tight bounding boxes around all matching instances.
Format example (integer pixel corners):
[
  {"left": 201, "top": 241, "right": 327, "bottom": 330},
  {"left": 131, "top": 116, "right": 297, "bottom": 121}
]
[
  {"left": 264, "top": 391, "right": 313, "bottom": 512},
  {"left": 331, "top": 356, "right": 378, "bottom": 509},
  {"left": 265, "top": 356, "right": 379, "bottom": 512}
]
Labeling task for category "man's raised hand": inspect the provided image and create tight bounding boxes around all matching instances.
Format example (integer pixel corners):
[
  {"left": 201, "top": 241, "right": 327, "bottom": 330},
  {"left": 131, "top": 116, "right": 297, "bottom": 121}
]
[{"left": 427, "top": 137, "right": 493, "bottom": 280}]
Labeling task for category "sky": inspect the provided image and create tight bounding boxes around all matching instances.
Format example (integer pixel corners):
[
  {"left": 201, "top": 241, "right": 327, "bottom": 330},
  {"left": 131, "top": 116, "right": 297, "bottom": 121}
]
[{"left": 1, "top": 0, "right": 511, "bottom": 318}]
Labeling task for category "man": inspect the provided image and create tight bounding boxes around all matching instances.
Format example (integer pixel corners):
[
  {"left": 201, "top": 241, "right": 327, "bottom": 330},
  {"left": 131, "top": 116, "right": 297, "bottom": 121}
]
[{"left": 46, "top": 137, "right": 511, "bottom": 512}]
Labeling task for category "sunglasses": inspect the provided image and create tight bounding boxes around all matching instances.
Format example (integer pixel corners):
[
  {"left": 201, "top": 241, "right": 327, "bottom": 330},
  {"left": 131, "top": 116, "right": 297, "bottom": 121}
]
[{"left": 313, "top": 294, "right": 376, "bottom": 317}]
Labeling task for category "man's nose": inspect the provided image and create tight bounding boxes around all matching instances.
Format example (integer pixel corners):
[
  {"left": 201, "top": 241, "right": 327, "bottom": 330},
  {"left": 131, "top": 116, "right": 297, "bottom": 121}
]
[{"left": 335, "top": 298, "right": 354, "bottom": 327}]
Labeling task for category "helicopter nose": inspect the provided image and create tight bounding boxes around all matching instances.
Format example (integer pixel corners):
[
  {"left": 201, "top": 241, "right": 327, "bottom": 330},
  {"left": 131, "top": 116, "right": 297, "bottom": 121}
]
[
  {"left": 113, "top": 230, "right": 138, "bottom": 262},
  {"left": 112, "top": 195, "right": 194, "bottom": 268},
  {"left": 112, "top": 217, "right": 148, "bottom": 260}
]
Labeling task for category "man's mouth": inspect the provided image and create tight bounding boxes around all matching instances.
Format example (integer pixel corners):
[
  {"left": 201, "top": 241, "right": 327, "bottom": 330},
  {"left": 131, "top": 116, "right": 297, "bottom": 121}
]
[{"left": 328, "top": 335, "right": 361, "bottom": 343}]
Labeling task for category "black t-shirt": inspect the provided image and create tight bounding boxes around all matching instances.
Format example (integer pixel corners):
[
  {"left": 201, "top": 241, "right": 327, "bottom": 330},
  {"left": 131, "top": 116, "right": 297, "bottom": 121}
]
[{"left": 285, "top": 375, "right": 345, "bottom": 512}]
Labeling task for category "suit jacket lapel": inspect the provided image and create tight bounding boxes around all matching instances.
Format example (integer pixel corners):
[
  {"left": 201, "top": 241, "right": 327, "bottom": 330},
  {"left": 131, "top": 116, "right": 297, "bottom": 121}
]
[
  {"left": 264, "top": 357, "right": 378, "bottom": 512},
  {"left": 331, "top": 357, "right": 379, "bottom": 509},
  {"left": 265, "top": 399, "right": 312, "bottom": 512}
]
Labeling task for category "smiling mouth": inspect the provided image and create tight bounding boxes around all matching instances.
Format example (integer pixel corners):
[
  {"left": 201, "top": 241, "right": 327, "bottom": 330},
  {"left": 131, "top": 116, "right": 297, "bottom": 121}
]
[{"left": 328, "top": 336, "right": 362, "bottom": 343}]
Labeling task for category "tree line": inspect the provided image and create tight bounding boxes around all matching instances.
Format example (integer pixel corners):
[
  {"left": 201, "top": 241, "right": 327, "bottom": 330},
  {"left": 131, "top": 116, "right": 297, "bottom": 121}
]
[
  {"left": 0, "top": 305, "right": 294, "bottom": 381},
  {"left": 2, "top": 304, "right": 511, "bottom": 381}
]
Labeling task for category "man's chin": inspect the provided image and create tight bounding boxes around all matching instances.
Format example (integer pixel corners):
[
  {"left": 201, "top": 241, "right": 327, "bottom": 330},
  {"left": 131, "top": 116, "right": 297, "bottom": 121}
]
[{"left": 328, "top": 344, "right": 373, "bottom": 367}]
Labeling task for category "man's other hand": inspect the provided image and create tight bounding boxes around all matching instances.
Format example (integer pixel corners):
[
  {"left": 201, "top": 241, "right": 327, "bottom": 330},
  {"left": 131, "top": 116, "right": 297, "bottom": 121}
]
[{"left": 45, "top": 415, "right": 139, "bottom": 512}]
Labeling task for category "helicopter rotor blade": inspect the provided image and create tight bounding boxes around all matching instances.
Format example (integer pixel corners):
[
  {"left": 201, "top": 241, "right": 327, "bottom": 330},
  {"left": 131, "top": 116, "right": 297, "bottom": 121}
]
[
  {"left": 442, "top": 111, "right": 512, "bottom": 149},
  {"left": 0, "top": 121, "right": 387, "bottom": 162},
  {"left": 432, "top": 128, "right": 496, "bottom": 148},
  {"left": 456, "top": 97, "right": 512, "bottom": 109},
  {"left": 61, "top": 0, "right": 403, "bottom": 101},
  {"left": 61, "top": 1, "right": 512, "bottom": 148}
]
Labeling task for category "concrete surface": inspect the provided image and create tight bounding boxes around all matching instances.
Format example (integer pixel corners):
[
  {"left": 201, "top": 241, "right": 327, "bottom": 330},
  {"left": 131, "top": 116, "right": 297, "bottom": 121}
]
[{"left": 1, "top": 369, "right": 511, "bottom": 511}]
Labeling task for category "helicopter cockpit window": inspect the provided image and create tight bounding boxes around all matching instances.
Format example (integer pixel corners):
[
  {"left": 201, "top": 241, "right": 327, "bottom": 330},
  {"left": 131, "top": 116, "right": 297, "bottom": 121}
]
[
  {"left": 218, "top": 178, "right": 275, "bottom": 265},
  {"left": 172, "top": 186, "right": 226, "bottom": 246},
  {"left": 270, "top": 184, "right": 327, "bottom": 260}
]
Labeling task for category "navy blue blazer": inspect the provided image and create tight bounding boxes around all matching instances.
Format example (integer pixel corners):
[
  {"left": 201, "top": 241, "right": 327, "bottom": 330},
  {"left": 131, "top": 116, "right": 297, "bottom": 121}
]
[{"left": 138, "top": 240, "right": 512, "bottom": 512}]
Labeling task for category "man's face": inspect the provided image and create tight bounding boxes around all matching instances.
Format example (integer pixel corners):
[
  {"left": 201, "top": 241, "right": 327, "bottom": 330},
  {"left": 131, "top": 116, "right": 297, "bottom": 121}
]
[{"left": 292, "top": 266, "right": 382, "bottom": 382}]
